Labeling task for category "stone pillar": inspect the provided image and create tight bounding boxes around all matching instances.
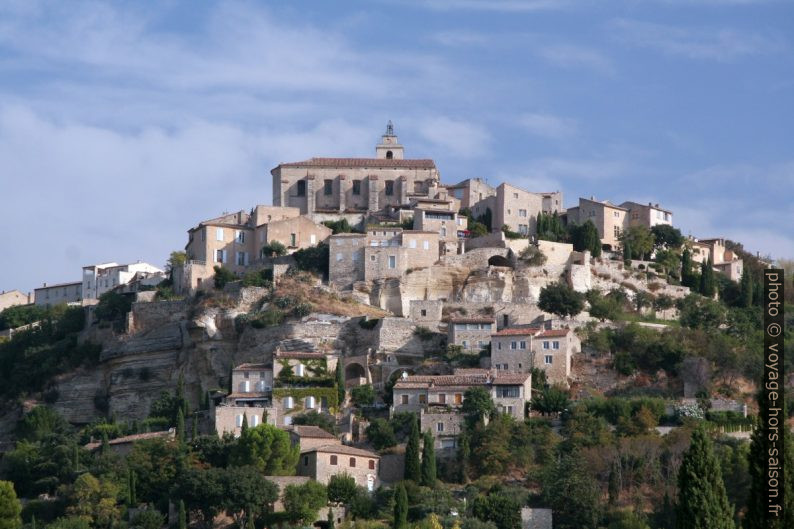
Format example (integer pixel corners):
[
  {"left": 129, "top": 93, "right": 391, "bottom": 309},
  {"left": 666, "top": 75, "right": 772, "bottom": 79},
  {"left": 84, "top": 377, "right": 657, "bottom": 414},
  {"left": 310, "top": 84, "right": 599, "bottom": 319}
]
[
  {"left": 368, "top": 175, "right": 379, "bottom": 212},
  {"left": 338, "top": 175, "right": 346, "bottom": 212},
  {"left": 398, "top": 176, "right": 408, "bottom": 205},
  {"left": 306, "top": 175, "right": 315, "bottom": 214}
]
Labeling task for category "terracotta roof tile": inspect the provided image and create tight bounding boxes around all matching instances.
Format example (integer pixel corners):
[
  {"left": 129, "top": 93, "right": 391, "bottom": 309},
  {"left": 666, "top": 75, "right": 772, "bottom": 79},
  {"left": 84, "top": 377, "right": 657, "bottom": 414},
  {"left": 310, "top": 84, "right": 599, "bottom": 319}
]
[
  {"left": 289, "top": 425, "right": 338, "bottom": 439},
  {"left": 448, "top": 317, "right": 495, "bottom": 324},
  {"left": 276, "top": 157, "right": 436, "bottom": 169},
  {"left": 536, "top": 329, "right": 571, "bottom": 338},
  {"left": 492, "top": 327, "right": 541, "bottom": 337},
  {"left": 302, "top": 444, "right": 380, "bottom": 458},
  {"left": 234, "top": 363, "right": 272, "bottom": 370}
]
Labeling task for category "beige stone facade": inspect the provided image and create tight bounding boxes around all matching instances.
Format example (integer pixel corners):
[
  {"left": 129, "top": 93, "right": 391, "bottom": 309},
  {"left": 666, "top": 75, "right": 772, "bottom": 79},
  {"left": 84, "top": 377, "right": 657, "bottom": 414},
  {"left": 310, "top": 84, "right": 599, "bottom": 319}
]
[
  {"left": 256, "top": 215, "right": 332, "bottom": 253},
  {"left": 408, "top": 300, "right": 444, "bottom": 326},
  {"left": 413, "top": 208, "right": 467, "bottom": 254},
  {"left": 271, "top": 127, "right": 440, "bottom": 217},
  {"left": 446, "top": 178, "right": 496, "bottom": 211},
  {"left": 0, "top": 290, "right": 32, "bottom": 311},
  {"left": 328, "top": 228, "right": 440, "bottom": 290},
  {"left": 214, "top": 363, "right": 275, "bottom": 436},
  {"left": 419, "top": 409, "right": 464, "bottom": 452},
  {"left": 273, "top": 350, "right": 338, "bottom": 427},
  {"left": 447, "top": 317, "right": 495, "bottom": 352},
  {"left": 620, "top": 201, "right": 673, "bottom": 229},
  {"left": 82, "top": 261, "right": 164, "bottom": 300},
  {"left": 34, "top": 281, "right": 83, "bottom": 307},
  {"left": 298, "top": 444, "right": 380, "bottom": 490},
  {"left": 288, "top": 425, "right": 340, "bottom": 451},
  {"left": 392, "top": 369, "right": 531, "bottom": 421},
  {"left": 492, "top": 183, "right": 563, "bottom": 236},
  {"left": 687, "top": 237, "right": 744, "bottom": 281},
  {"left": 491, "top": 327, "right": 579, "bottom": 386},
  {"left": 567, "top": 197, "right": 628, "bottom": 251}
]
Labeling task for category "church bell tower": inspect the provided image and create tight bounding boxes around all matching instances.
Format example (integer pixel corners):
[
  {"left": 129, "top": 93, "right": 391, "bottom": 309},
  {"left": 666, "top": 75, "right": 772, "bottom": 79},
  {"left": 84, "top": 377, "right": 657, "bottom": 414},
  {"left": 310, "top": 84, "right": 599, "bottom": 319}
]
[{"left": 375, "top": 120, "right": 404, "bottom": 160}]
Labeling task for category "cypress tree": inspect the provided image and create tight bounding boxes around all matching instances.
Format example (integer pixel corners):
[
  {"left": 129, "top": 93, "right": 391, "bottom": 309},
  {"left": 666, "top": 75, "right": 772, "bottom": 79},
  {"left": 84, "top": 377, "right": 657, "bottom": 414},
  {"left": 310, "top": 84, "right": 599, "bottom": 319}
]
[
  {"left": 420, "top": 430, "right": 436, "bottom": 487},
  {"left": 746, "top": 387, "right": 794, "bottom": 528},
  {"left": 675, "top": 426, "right": 734, "bottom": 529},
  {"left": 126, "top": 468, "right": 134, "bottom": 506},
  {"left": 739, "top": 270, "right": 753, "bottom": 308},
  {"left": 178, "top": 499, "right": 187, "bottom": 529},
  {"left": 459, "top": 432, "right": 471, "bottom": 483},
  {"left": 192, "top": 415, "right": 198, "bottom": 440},
  {"left": 336, "top": 361, "right": 345, "bottom": 406},
  {"left": 393, "top": 483, "right": 408, "bottom": 529},
  {"left": 31, "top": 514, "right": 37, "bottom": 529},
  {"left": 241, "top": 412, "right": 249, "bottom": 433},
  {"left": 101, "top": 432, "right": 110, "bottom": 455},
  {"left": 404, "top": 415, "right": 421, "bottom": 482},
  {"left": 700, "top": 257, "right": 716, "bottom": 298},
  {"left": 73, "top": 444, "right": 80, "bottom": 472},
  {"left": 681, "top": 248, "right": 694, "bottom": 288},
  {"left": 623, "top": 240, "right": 632, "bottom": 262},
  {"left": 176, "top": 407, "right": 185, "bottom": 444},
  {"left": 608, "top": 462, "right": 620, "bottom": 506},
  {"left": 130, "top": 469, "right": 137, "bottom": 506}
]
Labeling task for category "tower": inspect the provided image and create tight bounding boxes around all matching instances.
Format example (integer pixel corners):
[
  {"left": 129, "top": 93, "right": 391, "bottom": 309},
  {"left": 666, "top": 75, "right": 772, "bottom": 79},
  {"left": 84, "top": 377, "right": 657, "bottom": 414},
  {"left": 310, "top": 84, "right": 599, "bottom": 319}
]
[{"left": 375, "top": 120, "right": 404, "bottom": 160}]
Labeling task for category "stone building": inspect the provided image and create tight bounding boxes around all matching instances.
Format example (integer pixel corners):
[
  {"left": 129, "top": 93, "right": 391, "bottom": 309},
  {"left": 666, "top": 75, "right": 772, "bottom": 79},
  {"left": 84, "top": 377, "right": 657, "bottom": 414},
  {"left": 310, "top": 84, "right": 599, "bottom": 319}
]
[
  {"left": 446, "top": 177, "right": 496, "bottom": 211},
  {"left": 273, "top": 350, "right": 338, "bottom": 427},
  {"left": 298, "top": 444, "right": 380, "bottom": 490},
  {"left": 408, "top": 300, "right": 444, "bottom": 327},
  {"left": 492, "top": 183, "right": 563, "bottom": 237},
  {"left": 412, "top": 207, "right": 467, "bottom": 254},
  {"left": 490, "top": 327, "right": 537, "bottom": 373},
  {"left": 328, "top": 227, "right": 440, "bottom": 290},
  {"left": 34, "top": 281, "right": 83, "bottom": 307},
  {"left": 82, "top": 261, "right": 164, "bottom": 301},
  {"left": 491, "top": 327, "right": 580, "bottom": 386},
  {"left": 687, "top": 237, "right": 744, "bottom": 281},
  {"left": 288, "top": 425, "right": 340, "bottom": 451},
  {"left": 419, "top": 409, "right": 465, "bottom": 452},
  {"left": 0, "top": 290, "right": 32, "bottom": 311},
  {"left": 447, "top": 316, "right": 495, "bottom": 352},
  {"left": 392, "top": 369, "right": 531, "bottom": 421},
  {"left": 214, "top": 363, "right": 275, "bottom": 436},
  {"left": 620, "top": 201, "right": 673, "bottom": 229},
  {"left": 271, "top": 123, "right": 441, "bottom": 220},
  {"left": 566, "top": 197, "right": 628, "bottom": 251}
]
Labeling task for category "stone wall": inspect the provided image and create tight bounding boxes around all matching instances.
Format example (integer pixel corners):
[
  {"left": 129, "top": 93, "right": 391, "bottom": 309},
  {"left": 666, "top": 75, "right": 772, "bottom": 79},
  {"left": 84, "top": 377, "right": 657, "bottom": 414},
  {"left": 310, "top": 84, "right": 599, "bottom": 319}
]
[
  {"left": 375, "top": 317, "right": 444, "bottom": 356},
  {"left": 130, "top": 300, "right": 188, "bottom": 334},
  {"left": 521, "top": 508, "right": 553, "bottom": 529},
  {"left": 408, "top": 300, "right": 444, "bottom": 328}
]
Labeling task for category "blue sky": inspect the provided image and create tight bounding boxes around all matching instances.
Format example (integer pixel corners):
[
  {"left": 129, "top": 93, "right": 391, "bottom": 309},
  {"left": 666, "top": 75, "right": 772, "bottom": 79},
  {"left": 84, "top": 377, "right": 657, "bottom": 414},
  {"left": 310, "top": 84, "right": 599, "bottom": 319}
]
[{"left": 0, "top": 0, "right": 792, "bottom": 293}]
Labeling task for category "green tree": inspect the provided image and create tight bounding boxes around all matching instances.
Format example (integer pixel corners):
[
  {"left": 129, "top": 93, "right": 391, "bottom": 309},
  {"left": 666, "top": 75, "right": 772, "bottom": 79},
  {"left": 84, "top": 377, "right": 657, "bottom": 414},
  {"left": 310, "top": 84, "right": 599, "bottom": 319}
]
[
  {"left": 620, "top": 226, "right": 654, "bottom": 260},
  {"left": 129, "top": 509, "right": 165, "bottom": 529},
  {"left": 678, "top": 294, "right": 725, "bottom": 330},
  {"left": 261, "top": 241, "right": 287, "bottom": 258},
  {"left": 42, "top": 519, "right": 90, "bottom": 529},
  {"left": 543, "top": 451, "right": 601, "bottom": 529},
  {"left": 292, "top": 243, "right": 330, "bottom": 277},
  {"left": 62, "top": 473, "right": 121, "bottom": 528},
  {"left": 230, "top": 423, "right": 299, "bottom": 475},
  {"left": 739, "top": 270, "right": 754, "bottom": 308},
  {"left": 570, "top": 221, "right": 601, "bottom": 257},
  {"left": 94, "top": 291, "right": 132, "bottom": 322},
  {"left": 336, "top": 361, "right": 346, "bottom": 406},
  {"left": 531, "top": 385, "right": 569, "bottom": 416},
  {"left": 0, "top": 481, "right": 22, "bottom": 529},
  {"left": 461, "top": 387, "right": 495, "bottom": 426},
  {"left": 283, "top": 481, "right": 327, "bottom": 525},
  {"left": 700, "top": 257, "right": 716, "bottom": 298},
  {"left": 178, "top": 500, "right": 186, "bottom": 529},
  {"left": 327, "top": 473, "right": 357, "bottom": 506},
  {"left": 176, "top": 407, "right": 185, "bottom": 445},
  {"left": 212, "top": 266, "right": 236, "bottom": 289},
  {"left": 351, "top": 384, "right": 375, "bottom": 407},
  {"left": 651, "top": 224, "right": 684, "bottom": 249},
  {"left": 538, "top": 283, "right": 585, "bottom": 319},
  {"left": 586, "top": 290, "right": 621, "bottom": 322},
  {"left": 404, "top": 415, "right": 421, "bottom": 482},
  {"left": 220, "top": 466, "right": 279, "bottom": 528},
  {"left": 393, "top": 483, "right": 408, "bottom": 529},
  {"left": 17, "top": 406, "right": 69, "bottom": 441},
  {"left": 654, "top": 249, "right": 682, "bottom": 279},
  {"left": 166, "top": 251, "right": 187, "bottom": 277},
  {"left": 681, "top": 248, "right": 697, "bottom": 289},
  {"left": 623, "top": 239, "right": 632, "bottom": 263},
  {"left": 365, "top": 418, "right": 397, "bottom": 450},
  {"left": 420, "top": 430, "right": 437, "bottom": 487},
  {"left": 472, "top": 493, "right": 521, "bottom": 529},
  {"left": 675, "top": 427, "right": 734, "bottom": 529}
]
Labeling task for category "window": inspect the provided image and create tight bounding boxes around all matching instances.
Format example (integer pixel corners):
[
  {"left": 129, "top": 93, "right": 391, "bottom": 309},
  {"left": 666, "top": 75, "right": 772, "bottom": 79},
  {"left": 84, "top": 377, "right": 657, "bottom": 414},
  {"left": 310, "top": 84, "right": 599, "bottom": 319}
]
[
  {"left": 350, "top": 457, "right": 356, "bottom": 467},
  {"left": 410, "top": 239, "right": 417, "bottom": 248},
  {"left": 518, "top": 224, "right": 528, "bottom": 235},
  {"left": 385, "top": 180, "right": 394, "bottom": 196},
  {"left": 216, "top": 228, "right": 224, "bottom": 241},
  {"left": 251, "top": 415, "right": 259, "bottom": 427},
  {"left": 236, "top": 251, "right": 247, "bottom": 266},
  {"left": 310, "top": 234, "right": 316, "bottom": 244},
  {"left": 388, "top": 255, "right": 396, "bottom": 269},
  {"left": 520, "top": 341, "right": 527, "bottom": 349},
  {"left": 614, "top": 226, "right": 620, "bottom": 238},
  {"left": 454, "top": 393, "right": 462, "bottom": 404},
  {"left": 290, "top": 233, "right": 297, "bottom": 246},
  {"left": 297, "top": 180, "right": 306, "bottom": 196},
  {"left": 462, "top": 340, "right": 468, "bottom": 348},
  {"left": 437, "top": 422, "right": 444, "bottom": 432},
  {"left": 236, "top": 415, "right": 244, "bottom": 427},
  {"left": 369, "top": 460, "right": 375, "bottom": 469},
  {"left": 496, "top": 386, "right": 520, "bottom": 398},
  {"left": 511, "top": 341, "right": 517, "bottom": 350},
  {"left": 324, "top": 179, "right": 333, "bottom": 195},
  {"left": 305, "top": 396, "right": 315, "bottom": 409},
  {"left": 401, "top": 394, "right": 409, "bottom": 405},
  {"left": 420, "top": 309, "right": 427, "bottom": 317},
  {"left": 215, "top": 249, "right": 225, "bottom": 263},
  {"left": 419, "top": 394, "right": 427, "bottom": 404},
  {"left": 545, "top": 355, "right": 553, "bottom": 365},
  {"left": 519, "top": 209, "right": 527, "bottom": 217},
  {"left": 370, "top": 254, "right": 376, "bottom": 261},
  {"left": 284, "top": 396, "right": 294, "bottom": 409},
  {"left": 507, "top": 406, "right": 514, "bottom": 415},
  {"left": 331, "top": 455, "right": 338, "bottom": 465},
  {"left": 518, "top": 363, "right": 522, "bottom": 369},
  {"left": 304, "top": 456, "right": 309, "bottom": 466},
  {"left": 513, "top": 192, "right": 519, "bottom": 199},
  {"left": 423, "top": 240, "right": 430, "bottom": 250},
  {"left": 614, "top": 211, "right": 620, "bottom": 217},
  {"left": 386, "top": 150, "right": 393, "bottom": 159},
  {"left": 295, "top": 363, "right": 304, "bottom": 377},
  {"left": 244, "top": 371, "right": 250, "bottom": 379},
  {"left": 439, "top": 393, "right": 446, "bottom": 404},
  {"left": 497, "top": 342, "right": 502, "bottom": 350},
  {"left": 543, "top": 341, "right": 550, "bottom": 349},
  {"left": 553, "top": 341, "right": 560, "bottom": 350},
  {"left": 236, "top": 230, "right": 245, "bottom": 243},
  {"left": 441, "top": 227, "right": 447, "bottom": 237},
  {"left": 336, "top": 253, "right": 343, "bottom": 262},
  {"left": 352, "top": 180, "right": 361, "bottom": 195}
]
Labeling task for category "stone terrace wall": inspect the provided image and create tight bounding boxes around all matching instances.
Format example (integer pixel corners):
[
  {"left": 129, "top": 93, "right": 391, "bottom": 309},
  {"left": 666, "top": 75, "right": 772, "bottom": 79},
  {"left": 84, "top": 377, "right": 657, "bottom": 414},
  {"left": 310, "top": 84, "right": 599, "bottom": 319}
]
[
  {"left": 375, "top": 317, "right": 444, "bottom": 356},
  {"left": 130, "top": 300, "right": 188, "bottom": 334}
]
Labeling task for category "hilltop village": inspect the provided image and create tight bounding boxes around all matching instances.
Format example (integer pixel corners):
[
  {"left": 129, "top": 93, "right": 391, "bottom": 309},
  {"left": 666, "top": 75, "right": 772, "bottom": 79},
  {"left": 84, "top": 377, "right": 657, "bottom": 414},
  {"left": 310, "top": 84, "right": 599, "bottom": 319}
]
[{"left": 0, "top": 124, "right": 785, "bottom": 529}]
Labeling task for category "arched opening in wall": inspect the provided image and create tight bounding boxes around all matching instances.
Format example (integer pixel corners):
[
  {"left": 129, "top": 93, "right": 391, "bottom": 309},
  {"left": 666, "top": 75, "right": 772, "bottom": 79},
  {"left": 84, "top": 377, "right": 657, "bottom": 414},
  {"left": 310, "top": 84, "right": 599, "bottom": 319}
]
[
  {"left": 487, "top": 255, "right": 513, "bottom": 268},
  {"left": 386, "top": 150, "right": 393, "bottom": 159},
  {"left": 345, "top": 363, "right": 367, "bottom": 388}
]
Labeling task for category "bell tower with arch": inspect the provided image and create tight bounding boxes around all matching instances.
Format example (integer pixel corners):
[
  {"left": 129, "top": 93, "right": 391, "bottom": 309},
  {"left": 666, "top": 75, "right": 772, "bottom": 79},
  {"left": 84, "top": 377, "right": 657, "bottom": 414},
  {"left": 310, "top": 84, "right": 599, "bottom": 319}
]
[{"left": 375, "top": 120, "right": 404, "bottom": 160}]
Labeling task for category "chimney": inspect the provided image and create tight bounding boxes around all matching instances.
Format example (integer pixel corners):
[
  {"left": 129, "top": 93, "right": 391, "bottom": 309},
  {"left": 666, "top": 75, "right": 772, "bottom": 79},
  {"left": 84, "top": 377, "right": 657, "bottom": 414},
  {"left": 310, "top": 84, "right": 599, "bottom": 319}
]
[
  {"left": 590, "top": 195, "right": 595, "bottom": 201},
  {"left": 43, "top": 283, "right": 47, "bottom": 287}
]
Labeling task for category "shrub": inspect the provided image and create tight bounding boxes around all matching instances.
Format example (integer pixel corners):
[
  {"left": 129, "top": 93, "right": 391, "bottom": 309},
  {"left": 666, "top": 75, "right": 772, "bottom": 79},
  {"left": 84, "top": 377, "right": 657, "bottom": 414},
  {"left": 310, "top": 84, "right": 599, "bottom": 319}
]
[
  {"left": 519, "top": 245, "right": 547, "bottom": 266},
  {"left": 292, "top": 303, "right": 312, "bottom": 318},
  {"left": 501, "top": 225, "right": 523, "bottom": 240},
  {"left": 251, "top": 310, "right": 285, "bottom": 328},
  {"left": 241, "top": 268, "right": 273, "bottom": 287},
  {"left": 365, "top": 418, "right": 397, "bottom": 450},
  {"left": 261, "top": 241, "right": 287, "bottom": 258},
  {"left": 213, "top": 266, "right": 236, "bottom": 289},
  {"left": 293, "top": 243, "right": 329, "bottom": 277},
  {"left": 351, "top": 385, "right": 376, "bottom": 407},
  {"left": 413, "top": 326, "right": 435, "bottom": 341},
  {"left": 94, "top": 292, "right": 132, "bottom": 322}
]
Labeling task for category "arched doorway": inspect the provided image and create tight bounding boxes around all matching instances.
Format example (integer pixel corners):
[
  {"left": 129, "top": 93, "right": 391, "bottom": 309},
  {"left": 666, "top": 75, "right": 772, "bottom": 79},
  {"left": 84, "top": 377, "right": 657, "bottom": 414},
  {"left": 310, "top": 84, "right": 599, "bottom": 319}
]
[
  {"left": 345, "top": 362, "right": 367, "bottom": 388},
  {"left": 487, "top": 255, "right": 512, "bottom": 268}
]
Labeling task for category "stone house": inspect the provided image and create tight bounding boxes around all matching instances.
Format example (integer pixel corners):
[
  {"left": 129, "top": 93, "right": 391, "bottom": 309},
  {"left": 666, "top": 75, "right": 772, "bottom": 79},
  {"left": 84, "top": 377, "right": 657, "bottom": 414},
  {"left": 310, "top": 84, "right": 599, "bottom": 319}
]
[
  {"left": 446, "top": 177, "right": 496, "bottom": 211},
  {"left": 620, "top": 201, "right": 673, "bottom": 229},
  {"left": 273, "top": 350, "right": 338, "bottom": 427},
  {"left": 408, "top": 300, "right": 444, "bottom": 327},
  {"left": 392, "top": 369, "right": 531, "bottom": 421},
  {"left": 214, "top": 363, "right": 275, "bottom": 436},
  {"left": 0, "top": 290, "right": 32, "bottom": 311},
  {"left": 447, "top": 316, "right": 495, "bottom": 352},
  {"left": 328, "top": 227, "right": 440, "bottom": 290},
  {"left": 490, "top": 327, "right": 538, "bottom": 373},
  {"left": 412, "top": 207, "right": 467, "bottom": 254},
  {"left": 419, "top": 409, "right": 465, "bottom": 452},
  {"left": 566, "top": 197, "right": 628, "bottom": 252},
  {"left": 287, "top": 425, "right": 340, "bottom": 451},
  {"left": 491, "top": 327, "right": 579, "bottom": 387},
  {"left": 34, "top": 281, "right": 83, "bottom": 307},
  {"left": 687, "top": 237, "right": 744, "bottom": 281},
  {"left": 257, "top": 215, "right": 332, "bottom": 253},
  {"left": 271, "top": 124, "right": 441, "bottom": 218},
  {"left": 82, "top": 261, "right": 165, "bottom": 301},
  {"left": 298, "top": 444, "right": 380, "bottom": 491},
  {"left": 492, "top": 183, "right": 563, "bottom": 236}
]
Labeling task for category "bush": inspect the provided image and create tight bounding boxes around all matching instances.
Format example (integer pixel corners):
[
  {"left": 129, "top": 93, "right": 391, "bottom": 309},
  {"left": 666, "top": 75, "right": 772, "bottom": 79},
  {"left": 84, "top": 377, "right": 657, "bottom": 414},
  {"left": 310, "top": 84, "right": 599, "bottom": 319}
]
[
  {"left": 501, "top": 225, "right": 523, "bottom": 240},
  {"left": 413, "top": 326, "right": 435, "bottom": 341},
  {"left": 365, "top": 418, "right": 397, "bottom": 449},
  {"left": 293, "top": 243, "right": 329, "bottom": 277},
  {"left": 351, "top": 384, "right": 376, "bottom": 407},
  {"left": 519, "top": 245, "right": 547, "bottom": 266},
  {"left": 213, "top": 266, "right": 237, "bottom": 289},
  {"left": 261, "top": 241, "right": 287, "bottom": 258},
  {"left": 292, "top": 302, "right": 312, "bottom": 318},
  {"left": 94, "top": 291, "right": 132, "bottom": 322},
  {"left": 538, "top": 283, "right": 585, "bottom": 318},
  {"left": 241, "top": 268, "right": 273, "bottom": 287}
]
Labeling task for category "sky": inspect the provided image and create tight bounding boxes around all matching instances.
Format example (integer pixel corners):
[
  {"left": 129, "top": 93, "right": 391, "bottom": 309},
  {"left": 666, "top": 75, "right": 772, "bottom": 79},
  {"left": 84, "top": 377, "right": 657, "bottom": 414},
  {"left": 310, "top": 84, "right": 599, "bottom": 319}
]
[{"left": 0, "top": 0, "right": 792, "bottom": 293}]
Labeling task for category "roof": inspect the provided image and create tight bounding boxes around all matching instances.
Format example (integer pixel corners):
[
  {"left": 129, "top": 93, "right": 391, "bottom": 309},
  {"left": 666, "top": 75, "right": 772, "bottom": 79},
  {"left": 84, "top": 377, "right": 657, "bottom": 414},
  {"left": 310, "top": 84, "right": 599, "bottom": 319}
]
[
  {"left": 84, "top": 429, "right": 174, "bottom": 451},
  {"left": 394, "top": 371, "right": 530, "bottom": 389},
  {"left": 536, "top": 329, "right": 571, "bottom": 338},
  {"left": 491, "top": 373, "right": 531, "bottom": 385},
  {"left": 226, "top": 392, "right": 270, "bottom": 399},
  {"left": 234, "top": 363, "right": 272, "bottom": 370},
  {"left": 448, "top": 317, "right": 495, "bottom": 324},
  {"left": 275, "top": 157, "right": 436, "bottom": 170},
  {"left": 35, "top": 281, "right": 82, "bottom": 290},
  {"left": 401, "top": 230, "right": 439, "bottom": 235},
  {"left": 302, "top": 444, "right": 380, "bottom": 458},
  {"left": 274, "top": 351, "right": 326, "bottom": 359},
  {"left": 492, "top": 327, "right": 541, "bottom": 337},
  {"left": 289, "top": 425, "right": 338, "bottom": 439},
  {"left": 330, "top": 233, "right": 367, "bottom": 238},
  {"left": 620, "top": 201, "right": 673, "bottom": 214},
  {"left": 579, "top": 197, "right": 628, "bottom": 211}
]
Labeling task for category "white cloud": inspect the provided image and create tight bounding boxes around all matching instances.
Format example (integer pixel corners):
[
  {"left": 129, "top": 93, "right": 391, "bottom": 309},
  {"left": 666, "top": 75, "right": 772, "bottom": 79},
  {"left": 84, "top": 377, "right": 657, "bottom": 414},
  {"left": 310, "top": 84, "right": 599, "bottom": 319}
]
[
  {"left": 521, "top": 157, "right": 632, "bottom": 181},
  {"left": 536, "top": 44, "right": 615, "bottom": 73},
  {"left": 611, "top": 18, "right": 784, "bottom": 61},
  {"left": 518, "top": 113, "right": 578, "bottom": 139},
  {"left": 416, "top": 117, "right": 491, "bottom": 158}
]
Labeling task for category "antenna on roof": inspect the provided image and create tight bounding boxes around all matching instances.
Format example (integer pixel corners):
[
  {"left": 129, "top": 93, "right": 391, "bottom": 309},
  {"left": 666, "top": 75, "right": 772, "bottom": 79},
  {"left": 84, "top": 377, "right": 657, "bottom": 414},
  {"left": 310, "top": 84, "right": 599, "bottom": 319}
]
[{"left": 386, "top": 120, "right": 394, "bottom": 136}]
